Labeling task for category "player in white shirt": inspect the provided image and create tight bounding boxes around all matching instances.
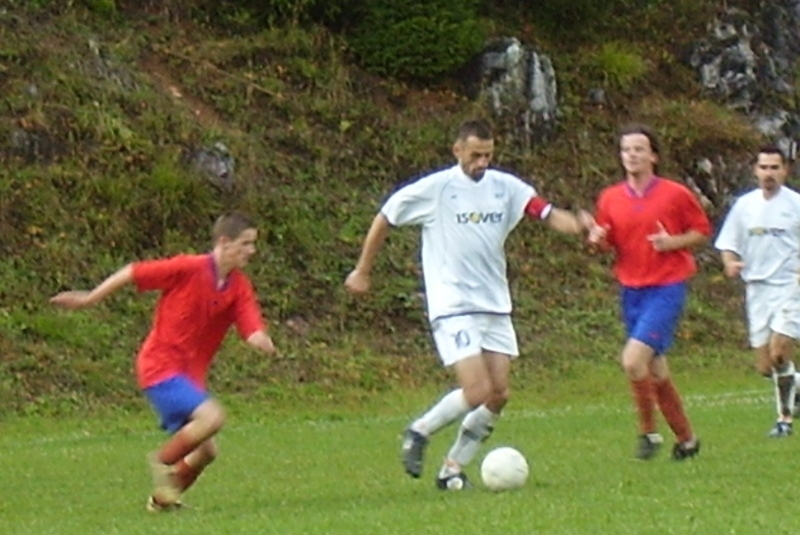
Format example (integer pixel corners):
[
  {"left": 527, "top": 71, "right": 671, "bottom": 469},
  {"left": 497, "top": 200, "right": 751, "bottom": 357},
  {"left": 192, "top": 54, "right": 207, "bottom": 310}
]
[
  {"left": 345, "top": 119, "right": 593, "bottom": 489},
  {"left": 714, "top": 146, "right": 800, "bottom": 437}
]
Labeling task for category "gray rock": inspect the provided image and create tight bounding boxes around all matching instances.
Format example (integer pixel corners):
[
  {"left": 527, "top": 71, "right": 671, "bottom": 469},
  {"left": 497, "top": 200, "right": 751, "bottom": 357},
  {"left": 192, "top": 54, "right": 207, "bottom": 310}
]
[{"left": 480, "top": 37, "right": 559, "bottom": 145}]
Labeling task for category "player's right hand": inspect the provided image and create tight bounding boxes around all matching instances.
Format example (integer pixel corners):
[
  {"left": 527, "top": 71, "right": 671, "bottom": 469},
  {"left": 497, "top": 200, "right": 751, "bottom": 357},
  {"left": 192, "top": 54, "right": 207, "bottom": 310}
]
[
  {"left": 49, "top": 291, "right": 94, "bottom": 309},
  {"left": 723, "top": 260, "right": 745, "bottom": 278},
  {"left": 344, "top": 269, "right": 370, "bottom": 295}
]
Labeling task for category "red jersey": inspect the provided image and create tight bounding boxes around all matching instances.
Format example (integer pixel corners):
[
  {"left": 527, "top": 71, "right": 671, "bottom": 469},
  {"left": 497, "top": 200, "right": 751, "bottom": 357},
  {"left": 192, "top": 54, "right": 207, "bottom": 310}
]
[
  {"left": 595, "top": 177, "right": 711, "bottom": 288},
  {"left": 132, "top": 254, "right": 265, "bottom": 389}
]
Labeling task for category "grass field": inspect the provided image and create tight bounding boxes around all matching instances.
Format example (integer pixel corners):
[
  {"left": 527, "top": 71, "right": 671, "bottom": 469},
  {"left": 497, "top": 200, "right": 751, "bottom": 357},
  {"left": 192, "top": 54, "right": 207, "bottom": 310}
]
[{"left": 1, "top": 365, "right": 793, "bottom": 535}]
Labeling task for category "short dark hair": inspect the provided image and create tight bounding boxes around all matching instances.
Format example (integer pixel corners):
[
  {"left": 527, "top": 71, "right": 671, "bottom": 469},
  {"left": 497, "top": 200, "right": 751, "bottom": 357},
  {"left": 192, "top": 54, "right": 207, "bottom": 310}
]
[
  {"left": 754, "top": 145, "right": 787, "bottom": 165},
  {"left": 618, "top": 122, "right": 661, "bottom": 156},
  {"left": 456, "top": 119, "right": 493, "bottom": 142},
  {"left": 212, "top": 212, "right": 255, "bottom": 242}
]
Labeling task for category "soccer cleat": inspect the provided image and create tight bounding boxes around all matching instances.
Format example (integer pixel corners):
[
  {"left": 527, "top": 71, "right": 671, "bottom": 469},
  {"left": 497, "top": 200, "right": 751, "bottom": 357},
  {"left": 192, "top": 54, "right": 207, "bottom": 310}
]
[
  {"left": 435, "top": 472, "right": 471, "bottom": 491},
  {"left": 146, "top": 495, "right": 185, "bottom": 513},
  {"left": 401, "top": 428, "right": 428, "bottom": 478},
  {"left": 672, "top": 438, "right": 701, "bottom": 460},
  {"left": 768, "top": 421, "right": 793, "bottom": 438},
  {"left": 635, "top": 433, "right": 663, "bottom": 460},
  {"left": 147, "top": 452, "right": 180, "bottom": 505}
]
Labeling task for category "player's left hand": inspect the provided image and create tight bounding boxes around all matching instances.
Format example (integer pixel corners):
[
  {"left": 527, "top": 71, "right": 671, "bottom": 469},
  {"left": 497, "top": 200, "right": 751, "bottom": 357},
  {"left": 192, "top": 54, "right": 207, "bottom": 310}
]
[{"left": 647, "top": 221, "right": 672, "bottom": 252}]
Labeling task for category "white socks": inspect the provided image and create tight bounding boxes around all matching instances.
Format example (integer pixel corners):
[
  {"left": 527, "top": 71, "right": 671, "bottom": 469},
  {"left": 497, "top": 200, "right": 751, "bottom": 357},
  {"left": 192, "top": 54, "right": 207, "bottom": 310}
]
[
  {"left": 439, "top": 405, "right": 498, "bottom": 477},
  {"left": 773, "top": 361, "right": 797, "bottom": 420},
  {"left": 409, "top": 389, "right": 470, "bottom": 437}
]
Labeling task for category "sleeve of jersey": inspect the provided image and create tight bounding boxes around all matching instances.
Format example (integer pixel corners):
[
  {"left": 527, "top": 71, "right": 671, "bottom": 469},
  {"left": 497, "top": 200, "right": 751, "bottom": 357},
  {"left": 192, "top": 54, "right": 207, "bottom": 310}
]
[
  {"left": 132, "top": 256, "right": 186, "bottom": 292},
  {"left": 380, "top": 177, "right": 437, "bottom": 226},
  {"left": 234, "top": 278, "right": 267, "bottom": 339},
  {"left": 682, "top": 190, "right": 712, "bottom": 236},
  {"left": 713, "top": 204, "right": 740, "bottom": 252},
  {"left": 524, "top": 196, "right": 553, "bottom": 220}
]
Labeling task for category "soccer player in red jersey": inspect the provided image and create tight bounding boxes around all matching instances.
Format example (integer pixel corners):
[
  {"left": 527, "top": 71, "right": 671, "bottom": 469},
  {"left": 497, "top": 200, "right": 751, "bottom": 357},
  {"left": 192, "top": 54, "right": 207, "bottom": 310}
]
[
  {"left": 50, "top": 212, "right": 276, "bottom": 510},
  {"left": 585, "top": 123, "right": 711, "bottom": 460}
]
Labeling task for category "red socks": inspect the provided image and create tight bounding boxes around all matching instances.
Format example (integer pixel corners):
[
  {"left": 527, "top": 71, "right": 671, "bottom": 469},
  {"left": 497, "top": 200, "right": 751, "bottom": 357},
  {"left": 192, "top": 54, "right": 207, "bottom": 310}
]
[
  {"left": 158, "top": 433, "right": 195, "bottom": 465},
  {"left": 630, "top": 378, "right": 656, "bottom": 434},
  {"left": 654, "top": 378, "right": 693, "bottom": 443},
  {"left": 174, "top": 459, "right": 202, "bottom": 492}
]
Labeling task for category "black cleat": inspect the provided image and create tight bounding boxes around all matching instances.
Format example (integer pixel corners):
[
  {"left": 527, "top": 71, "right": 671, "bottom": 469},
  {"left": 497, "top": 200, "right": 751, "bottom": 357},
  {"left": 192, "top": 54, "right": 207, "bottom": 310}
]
[
  {"left": 435, "top": 472, "right": 471, "bottom": 491},
  {"left": 401, "top": 428, "right": 428, "bottom": 478},
  {"left": 768, "top": 421, "right": 792, "bottom": 438},
  {"left": 672, "top": 438, "right": 701, "bottom": 460},
  {"left": 635, "top": 433, "right": 663, "bottom": 460}
]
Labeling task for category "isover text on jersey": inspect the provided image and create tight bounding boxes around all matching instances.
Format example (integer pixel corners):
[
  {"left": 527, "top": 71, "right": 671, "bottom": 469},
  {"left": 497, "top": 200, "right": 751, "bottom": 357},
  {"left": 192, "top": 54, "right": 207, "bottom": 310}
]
[{"left": 455, "top": 212, "right": 504, "bottom": 224}]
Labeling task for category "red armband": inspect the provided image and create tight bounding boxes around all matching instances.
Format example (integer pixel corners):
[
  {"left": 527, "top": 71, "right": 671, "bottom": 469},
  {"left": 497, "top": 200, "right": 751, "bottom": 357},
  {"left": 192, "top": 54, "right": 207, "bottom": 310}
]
[{"left": 525, "top": 197, "right": 553, "bottom": 220}]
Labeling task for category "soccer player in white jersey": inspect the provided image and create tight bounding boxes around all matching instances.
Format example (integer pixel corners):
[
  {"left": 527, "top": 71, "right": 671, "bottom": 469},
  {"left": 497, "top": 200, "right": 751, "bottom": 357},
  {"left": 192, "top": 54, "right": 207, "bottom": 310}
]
[
  {"left": 344, "top": 118, "right": 593, "bottom": 489},
  {"left": 715, "top": 146, "right": 800, "bottom": 437}
]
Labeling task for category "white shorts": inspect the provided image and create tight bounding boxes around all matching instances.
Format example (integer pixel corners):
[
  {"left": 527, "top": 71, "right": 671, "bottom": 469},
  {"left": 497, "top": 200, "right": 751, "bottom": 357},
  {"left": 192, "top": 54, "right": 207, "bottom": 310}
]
[
  {"left": 430, "top": 313, "right": 519, "bottom": 367},
  {"left": 746, "top": 282, "right": 800, "bottom": 347}
]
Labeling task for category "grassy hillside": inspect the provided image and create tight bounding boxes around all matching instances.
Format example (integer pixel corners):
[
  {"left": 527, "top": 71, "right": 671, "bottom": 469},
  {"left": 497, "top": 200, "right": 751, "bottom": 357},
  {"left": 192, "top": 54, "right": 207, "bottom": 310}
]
[{"left": 0, "top": 2, "right": 761, "bottom": 415}]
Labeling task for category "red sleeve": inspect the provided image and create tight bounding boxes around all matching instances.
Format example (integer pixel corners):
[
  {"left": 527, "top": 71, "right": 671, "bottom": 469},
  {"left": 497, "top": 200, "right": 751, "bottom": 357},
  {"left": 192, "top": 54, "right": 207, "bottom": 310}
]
[
  {"left": 233, "top": 275, "right": 266, "bottom": 340},
  {"left": 680, "top": 188, "right": 712, "bottom": 236},
  {"left": 524, "top": 196, "right": 552, "bottom": 220},
  {"left": 132, "top": 255, "right": 192, "bottom": 292}
]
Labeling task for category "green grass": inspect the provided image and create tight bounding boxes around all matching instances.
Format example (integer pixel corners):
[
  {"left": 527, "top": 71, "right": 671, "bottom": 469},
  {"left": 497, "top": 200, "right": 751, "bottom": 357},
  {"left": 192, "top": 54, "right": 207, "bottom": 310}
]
[{"left": 0, "top": 365, "right": 790, "bottom": 535}]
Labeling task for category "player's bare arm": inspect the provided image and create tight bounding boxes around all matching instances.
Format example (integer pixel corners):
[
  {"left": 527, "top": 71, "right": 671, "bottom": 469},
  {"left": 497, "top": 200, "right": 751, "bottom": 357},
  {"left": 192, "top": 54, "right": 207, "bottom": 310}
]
[
  {"left": 247, "top": 330, "right": 276, "bottom": 354},
  {"left": 545, "top": 207, "right": 595, "bottom": 235},
  {"left": 50, "top": 264, "right": 134, "bottom": 309},
  {"left": 720, "top": 250, "right": 745, "bottom": 278},
  {"left": 345, "top": 213, "right": 391, "bottom": 295}
]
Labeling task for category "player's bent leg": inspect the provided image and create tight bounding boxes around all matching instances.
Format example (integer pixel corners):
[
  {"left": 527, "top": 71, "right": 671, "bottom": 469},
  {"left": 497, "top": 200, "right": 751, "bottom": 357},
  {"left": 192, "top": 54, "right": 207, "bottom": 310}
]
[
  {"left": 402, "top": 355, "right": 488, "bottom": 479},
  {"left": 176, "top": 439, "right": 218, "bottom": 493},
  {"left": 158, "top": 399, "right": 225, "bottom": 466},
  {"left": 404, "top": 387, "right": 473, "bottom": 478},
  {"left": 438, "top": 405, "right": 496, "bottom": 489},
  {"left": 437, "top": 352, "right": 510, "bottom": 489},
  {"left": 150, "top": 399, "right": 225, "bottom": 505}
]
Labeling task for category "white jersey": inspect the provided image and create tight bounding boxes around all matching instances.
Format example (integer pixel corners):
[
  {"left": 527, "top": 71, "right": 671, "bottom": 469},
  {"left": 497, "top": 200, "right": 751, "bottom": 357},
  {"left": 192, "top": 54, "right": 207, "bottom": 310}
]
[
  {"left": 714, "top": 185, "right": 800, "bottom": 284},
  {"left": 380, "top": 165, "right": 536, "bottom": 321}
]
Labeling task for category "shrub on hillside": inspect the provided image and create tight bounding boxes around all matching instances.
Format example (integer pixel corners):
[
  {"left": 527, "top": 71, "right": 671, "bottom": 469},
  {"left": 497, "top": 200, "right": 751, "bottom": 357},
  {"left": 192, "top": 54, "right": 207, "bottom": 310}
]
[{"left": 347, "top": 0, "right": 487, "bottom": 82}]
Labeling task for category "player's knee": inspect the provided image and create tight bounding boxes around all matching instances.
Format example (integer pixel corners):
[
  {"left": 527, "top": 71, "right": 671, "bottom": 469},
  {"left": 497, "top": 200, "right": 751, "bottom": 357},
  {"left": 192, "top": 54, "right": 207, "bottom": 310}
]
[
  {"left": 772, "top": 353, "right": 786, "bottom": 367},
  {"left": 491, "top": 385, "right": 510, "bottom": 406},
  {"left": 756, "top": 362, "right": 772, "bottom": 376},
  {"left": 208, "top": 408, "right": 226, "bottom": 433},
  {"left": 621, "top": 360, "right": 647, "bottom": 380},
  {"left": 463, "top": 380, "right": 492, "bottom": 407},
  {"left": 197, "top": 400, "right": 226, "bottom": 433}
]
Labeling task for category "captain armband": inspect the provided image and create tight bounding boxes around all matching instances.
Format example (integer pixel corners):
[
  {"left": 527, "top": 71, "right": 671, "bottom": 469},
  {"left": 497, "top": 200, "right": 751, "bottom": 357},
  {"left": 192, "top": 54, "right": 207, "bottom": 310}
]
[{"left": 525, "top": 197, "right": 553, "bottom": 220}]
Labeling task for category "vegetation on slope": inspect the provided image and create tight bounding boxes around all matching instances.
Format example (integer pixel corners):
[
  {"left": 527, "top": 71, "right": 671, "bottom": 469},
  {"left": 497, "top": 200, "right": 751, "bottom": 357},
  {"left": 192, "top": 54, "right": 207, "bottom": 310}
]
[{"left": 0, "top": 1, "right": 765, "bottom": 414}]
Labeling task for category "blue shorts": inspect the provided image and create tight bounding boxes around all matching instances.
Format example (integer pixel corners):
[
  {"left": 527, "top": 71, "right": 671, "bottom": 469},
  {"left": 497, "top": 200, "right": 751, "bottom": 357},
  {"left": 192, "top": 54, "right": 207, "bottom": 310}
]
[
  {"left": 620, "top": 282, "right": 686, "bottom": 356},
  {"left": 143, "top": 375, "right": 209, "bottom": 433}
]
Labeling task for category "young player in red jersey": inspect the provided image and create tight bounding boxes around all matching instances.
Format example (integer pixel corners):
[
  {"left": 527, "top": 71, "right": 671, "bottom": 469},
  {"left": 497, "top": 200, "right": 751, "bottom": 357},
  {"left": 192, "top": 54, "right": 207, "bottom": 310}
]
[
  {"left": 50, "top": 212, "right": 276, "bottom": 510},
  {"left": 585, "top": 123, "right": 711, "bottom": 460}
]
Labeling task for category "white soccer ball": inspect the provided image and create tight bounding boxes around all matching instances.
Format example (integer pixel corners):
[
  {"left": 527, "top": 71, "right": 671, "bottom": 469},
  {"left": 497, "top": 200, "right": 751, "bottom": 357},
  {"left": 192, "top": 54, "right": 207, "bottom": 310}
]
[{"left": 480, "top": 446, "right": 529, "bottom": 491}]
